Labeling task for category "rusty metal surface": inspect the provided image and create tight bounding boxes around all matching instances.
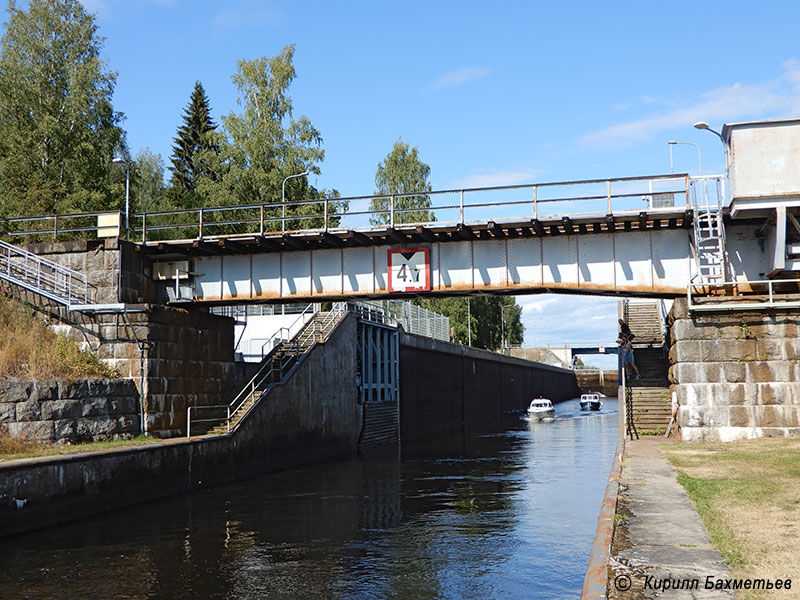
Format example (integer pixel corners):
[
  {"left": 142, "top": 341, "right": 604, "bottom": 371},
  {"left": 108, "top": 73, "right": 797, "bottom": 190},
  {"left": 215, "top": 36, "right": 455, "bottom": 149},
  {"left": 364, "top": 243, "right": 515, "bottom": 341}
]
[{"left": 581, "top": 433, "right": 624, "bottom": 600}]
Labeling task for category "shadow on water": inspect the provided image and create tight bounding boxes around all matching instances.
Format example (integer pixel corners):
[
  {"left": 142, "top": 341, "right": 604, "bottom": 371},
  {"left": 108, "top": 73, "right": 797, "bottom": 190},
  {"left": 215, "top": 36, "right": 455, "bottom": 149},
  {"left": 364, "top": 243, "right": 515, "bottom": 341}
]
[{"left": 0, "top": 398, "right": 618, "bottom": 600}]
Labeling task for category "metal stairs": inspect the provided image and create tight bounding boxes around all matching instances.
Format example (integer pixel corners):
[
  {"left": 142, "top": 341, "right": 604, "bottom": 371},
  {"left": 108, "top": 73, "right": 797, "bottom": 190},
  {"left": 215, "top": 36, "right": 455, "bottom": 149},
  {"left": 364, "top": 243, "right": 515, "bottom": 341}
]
[
  {"left": 690, "top": 177, "right": 727, "bottom": 284},
  {"left": 0, "top": 239, "right": 130, "bottom": 313},
  {"left": 622, "top": 300, "right": 671, "bottom": 434},
  {"left": 188, "top": 303, "right": 347, "bottom": 436}
]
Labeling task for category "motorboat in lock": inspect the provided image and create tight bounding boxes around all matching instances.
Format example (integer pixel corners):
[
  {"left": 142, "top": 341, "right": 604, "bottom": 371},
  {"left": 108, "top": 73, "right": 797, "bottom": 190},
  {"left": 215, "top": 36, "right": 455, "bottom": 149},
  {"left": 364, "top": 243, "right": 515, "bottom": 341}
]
[
  {"left": 527, "top": 398, "right": 555, "bottom": 421},
  {"left": 579, "top": 393, "right": 603, "bottom": 411}
]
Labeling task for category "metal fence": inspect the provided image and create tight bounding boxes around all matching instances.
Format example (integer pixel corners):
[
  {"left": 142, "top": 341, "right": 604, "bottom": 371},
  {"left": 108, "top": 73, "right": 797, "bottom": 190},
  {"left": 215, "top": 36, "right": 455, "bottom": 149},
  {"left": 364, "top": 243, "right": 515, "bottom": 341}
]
[{"left": 354, "top": 300, "right": 450, "bottom": 341}]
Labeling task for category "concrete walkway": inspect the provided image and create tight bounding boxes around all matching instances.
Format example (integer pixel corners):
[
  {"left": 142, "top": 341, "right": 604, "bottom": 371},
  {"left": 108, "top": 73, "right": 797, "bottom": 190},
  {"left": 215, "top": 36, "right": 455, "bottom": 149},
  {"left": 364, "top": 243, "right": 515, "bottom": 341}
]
[{"left": 610, "top": 438, "right": 734, "bottom": 599}]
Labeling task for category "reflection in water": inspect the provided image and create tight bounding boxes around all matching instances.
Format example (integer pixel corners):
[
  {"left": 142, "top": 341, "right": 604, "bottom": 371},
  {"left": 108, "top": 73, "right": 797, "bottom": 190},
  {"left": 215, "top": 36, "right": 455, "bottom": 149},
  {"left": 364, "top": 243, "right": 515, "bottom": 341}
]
[{"left": 0, "top": 398, "right": 618, "bottom": 599}]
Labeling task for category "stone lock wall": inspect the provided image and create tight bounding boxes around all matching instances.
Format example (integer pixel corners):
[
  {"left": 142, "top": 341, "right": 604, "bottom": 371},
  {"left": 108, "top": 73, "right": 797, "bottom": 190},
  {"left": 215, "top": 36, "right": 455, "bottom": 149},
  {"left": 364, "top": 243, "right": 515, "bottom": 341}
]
[
  {"left": 0, "top": 379, "right": 141, "bottom": 442},
  {"left": 668, "top": 298, "right": 800, "bottom": 441},
  {"left": 8, "top": 240, "right": 246, "bottom": 438}
]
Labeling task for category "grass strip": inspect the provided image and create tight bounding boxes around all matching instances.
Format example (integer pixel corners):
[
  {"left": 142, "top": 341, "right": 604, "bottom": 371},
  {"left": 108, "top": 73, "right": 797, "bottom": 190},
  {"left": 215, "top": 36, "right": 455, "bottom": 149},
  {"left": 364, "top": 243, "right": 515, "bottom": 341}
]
[{"left": 0, "top": 435, "right": 162, "bottom": 462}]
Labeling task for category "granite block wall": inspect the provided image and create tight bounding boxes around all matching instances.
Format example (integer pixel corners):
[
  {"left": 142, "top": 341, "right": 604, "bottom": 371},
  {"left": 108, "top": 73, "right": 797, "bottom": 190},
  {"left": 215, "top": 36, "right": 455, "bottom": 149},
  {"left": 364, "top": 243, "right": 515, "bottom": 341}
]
[
  {"left": 0, "top": 379, "right": 140, "bottom": 442},
  {"left": 669, "top": 298, "right": 800, "bottom": 441}
]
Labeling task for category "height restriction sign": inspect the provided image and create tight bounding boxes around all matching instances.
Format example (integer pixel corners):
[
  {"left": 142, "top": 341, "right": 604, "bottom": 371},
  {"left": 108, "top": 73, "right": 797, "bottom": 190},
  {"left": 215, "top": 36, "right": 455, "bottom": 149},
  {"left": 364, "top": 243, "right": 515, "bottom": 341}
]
[{"left": 387, "top": 247, "right": 431, "bottom": 292}]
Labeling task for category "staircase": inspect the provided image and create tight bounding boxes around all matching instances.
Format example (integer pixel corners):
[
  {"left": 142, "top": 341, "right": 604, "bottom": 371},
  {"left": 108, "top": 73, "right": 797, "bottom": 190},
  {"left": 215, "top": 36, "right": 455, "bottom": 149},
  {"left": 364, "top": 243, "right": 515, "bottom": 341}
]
[
  {"left": 691, "top": 177, "right": 727, "bottom": 284},
  {"left": 0, "top": 238, "right": 129, "bottom": 314},
  {"left": 0, "top": 239, "right": 93, "bottom": 307},
  {"left": 622, "top": 301, "right": 671, "bottom": 434},
  {"left": 189, "top": 304, "right": 347, "bottom": 437}
]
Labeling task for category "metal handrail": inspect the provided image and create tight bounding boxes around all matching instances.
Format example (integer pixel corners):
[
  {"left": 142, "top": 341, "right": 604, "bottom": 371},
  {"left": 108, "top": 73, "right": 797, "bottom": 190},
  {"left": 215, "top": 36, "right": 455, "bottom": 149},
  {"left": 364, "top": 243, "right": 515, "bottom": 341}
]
[
  {"left": 0, "top": 239, "right": 94, "bottom": 306},
  {"left": 687, "top": 278, "right": 800, "bottom": 312},
  {"left": 259, "top": 303, "right": 317, "bottom": 358},
  {"left": 187, "top": 302, "right": 348, "bottom": 437},
  {"left": 0, "top": 210, "right": 121, "bottom": 240},
  {"left": 1, "top": 173, "right": 729, "bottom": 245},
  {"left": 135, "top": 173, "right": 704, "bottom": 243}
]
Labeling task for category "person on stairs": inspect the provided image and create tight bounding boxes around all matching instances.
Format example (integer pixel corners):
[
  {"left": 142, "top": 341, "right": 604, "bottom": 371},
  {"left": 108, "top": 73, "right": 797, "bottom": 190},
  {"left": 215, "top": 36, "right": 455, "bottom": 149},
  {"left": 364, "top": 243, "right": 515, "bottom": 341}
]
[{"left": 618, "top": 333, "right": 641, "bottom": 380}]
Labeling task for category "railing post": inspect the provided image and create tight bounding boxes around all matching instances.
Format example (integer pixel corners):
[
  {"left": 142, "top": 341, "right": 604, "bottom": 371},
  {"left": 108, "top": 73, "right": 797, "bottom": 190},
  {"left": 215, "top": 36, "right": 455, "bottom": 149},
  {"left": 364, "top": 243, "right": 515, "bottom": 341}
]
[
  {"left": 260, "top": 204, "right": 264, "bottom": 236},
  {"left": 199, "top": 208, "right": 204, "bottom": 239},
  {"left": 323, "top": 199, "right": 328, "bottom": 231},
  {"left": 390, "top": 195, "right": 395, "bottom": 227},
  {"left": 187, "top": 407, "right": 191, "bottom": 438},
  {"left": 685, "top": 174, "right": 691, "bottom": 208},
  {"left": 227, "top": 406, "right": 231, "bottom": 433},
  {"left": 606, "top": 180, "right": 612, "bottom": 214},
  {"left": 533, "top": 185, "right": 538, "bottom": 219},
  {"left": 142, "top": 213, "right": 147, "bottom": 243},
  {"left": 282, "top": 202, "right": 286, "bottom": 233},
  {"left": 459, "top": 190, "right": 464, "bottom": 223},
  {"left": 53, "top": 214, "right": 59, "bottom": 241}
]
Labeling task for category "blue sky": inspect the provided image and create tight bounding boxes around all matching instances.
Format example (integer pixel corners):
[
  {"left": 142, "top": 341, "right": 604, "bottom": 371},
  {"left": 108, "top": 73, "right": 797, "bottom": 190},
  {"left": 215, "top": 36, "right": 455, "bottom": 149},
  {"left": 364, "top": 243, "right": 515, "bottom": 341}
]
[{"left": 9, "top": 1, "right": 800, "bottom": 365}]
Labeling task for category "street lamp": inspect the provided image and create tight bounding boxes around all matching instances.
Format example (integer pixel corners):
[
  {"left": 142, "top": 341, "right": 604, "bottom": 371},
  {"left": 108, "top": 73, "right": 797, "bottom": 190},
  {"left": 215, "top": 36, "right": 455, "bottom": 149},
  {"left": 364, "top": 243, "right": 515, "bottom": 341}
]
[
  {"left": 667, "top": 140, "right": 702, "bottom": 175},
  {"left": 281, "top": 171, "right": 309, "bottom": 233},
  {"left": 111, "top": 157, "right": 130, "bottom": 239},
  {"left": 500, "top": 304, "right": 516, "bottom": 353},
  {"left": 693, "top": 121, "right": 725, "bottom": 143}
]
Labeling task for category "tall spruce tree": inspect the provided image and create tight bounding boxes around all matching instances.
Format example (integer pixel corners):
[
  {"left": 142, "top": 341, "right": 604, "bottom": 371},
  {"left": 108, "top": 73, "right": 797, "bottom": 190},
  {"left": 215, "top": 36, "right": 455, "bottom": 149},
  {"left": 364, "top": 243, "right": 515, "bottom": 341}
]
[
  {"left": 0, "top": 0, "right": 124, "bottom": 217},
  {"left": 168, "top": 81, "right": 219, "bottom": 208}
]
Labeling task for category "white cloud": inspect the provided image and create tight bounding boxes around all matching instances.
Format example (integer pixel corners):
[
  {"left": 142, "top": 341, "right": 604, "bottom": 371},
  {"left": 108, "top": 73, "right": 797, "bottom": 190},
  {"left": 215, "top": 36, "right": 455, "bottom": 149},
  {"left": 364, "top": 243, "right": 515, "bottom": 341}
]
[
  {"left": 451, "top": 168, "right": 539, "bottom": 189},
  {"left": 431, "top": 67, "right": 490, "bottom": 90},
  {"left": 581, "top": 59, "right": 800, "bottom": 149}
]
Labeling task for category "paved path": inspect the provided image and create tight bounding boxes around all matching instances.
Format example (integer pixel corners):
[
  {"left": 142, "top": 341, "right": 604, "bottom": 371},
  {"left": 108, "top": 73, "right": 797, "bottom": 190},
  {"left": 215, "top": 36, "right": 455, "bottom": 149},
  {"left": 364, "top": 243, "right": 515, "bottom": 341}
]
[{"left": 609, "top": 437, "right": 734, "bottom": 599}]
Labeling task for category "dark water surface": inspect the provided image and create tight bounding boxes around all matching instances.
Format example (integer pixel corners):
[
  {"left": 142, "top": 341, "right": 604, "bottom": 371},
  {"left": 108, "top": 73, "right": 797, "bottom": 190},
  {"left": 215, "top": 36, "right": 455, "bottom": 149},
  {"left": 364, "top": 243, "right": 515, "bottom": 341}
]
[{"left": 1, "top": 398, "right": 618, "bottom": 600}]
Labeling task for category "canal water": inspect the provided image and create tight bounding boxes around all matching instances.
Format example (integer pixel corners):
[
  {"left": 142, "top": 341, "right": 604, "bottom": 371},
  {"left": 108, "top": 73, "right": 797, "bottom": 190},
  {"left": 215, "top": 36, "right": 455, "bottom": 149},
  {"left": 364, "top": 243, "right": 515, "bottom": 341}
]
[{"left": 1, "top": 398, "right": 618, "bottom": 600}]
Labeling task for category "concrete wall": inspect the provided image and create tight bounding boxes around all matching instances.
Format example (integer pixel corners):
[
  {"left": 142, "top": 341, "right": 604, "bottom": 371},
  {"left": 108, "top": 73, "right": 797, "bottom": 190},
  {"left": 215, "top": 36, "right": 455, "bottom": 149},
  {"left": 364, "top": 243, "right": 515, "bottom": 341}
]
[
  {"left": 399, "top": 333, "right": 580, "bottom": 442},
  {"left": 0, "top": 313, "right": 360, "bottom": 538},
  {"left": 669, "top": 298, "right": 800, "bottom": 441},
  {"left": 0, "top": 379, "right": 140, "bottom": 442}
]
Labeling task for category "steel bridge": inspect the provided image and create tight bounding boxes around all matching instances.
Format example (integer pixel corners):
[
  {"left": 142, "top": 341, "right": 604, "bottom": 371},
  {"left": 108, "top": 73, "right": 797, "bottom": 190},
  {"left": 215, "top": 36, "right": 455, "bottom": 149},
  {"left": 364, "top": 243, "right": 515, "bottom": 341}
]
[{"left": 3, "top": 119, "right": 800, "bottom": 309}]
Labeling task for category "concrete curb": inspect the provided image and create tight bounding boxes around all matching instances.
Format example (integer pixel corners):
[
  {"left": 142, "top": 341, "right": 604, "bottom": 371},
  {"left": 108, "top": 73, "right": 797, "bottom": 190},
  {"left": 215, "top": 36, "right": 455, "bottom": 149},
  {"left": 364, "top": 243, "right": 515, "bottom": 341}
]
[{"left": 581, "top": 432, "right": 625, "bottom": 600}]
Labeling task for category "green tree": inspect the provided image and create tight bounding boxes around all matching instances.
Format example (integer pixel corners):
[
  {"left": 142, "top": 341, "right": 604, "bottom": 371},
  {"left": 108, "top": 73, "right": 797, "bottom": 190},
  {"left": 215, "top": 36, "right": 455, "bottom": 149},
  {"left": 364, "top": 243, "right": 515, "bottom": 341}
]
[
  {"left": 167, "top": 81, "right": 219, "bottom": 208},
  {"left": 0, "top": 0, "right": 124, "bottom": 218},
  {"left": 417, "top": 296, "right": 524, "bottom": 350},
  {"left": 212, "top": 45, "right": 343, "bottom": 230},
  {"left": 132, "top": 148, "right": 167, "bottom": 213},
  {"left": 371, "top": 138, "right": 434, "bottom": 225}
]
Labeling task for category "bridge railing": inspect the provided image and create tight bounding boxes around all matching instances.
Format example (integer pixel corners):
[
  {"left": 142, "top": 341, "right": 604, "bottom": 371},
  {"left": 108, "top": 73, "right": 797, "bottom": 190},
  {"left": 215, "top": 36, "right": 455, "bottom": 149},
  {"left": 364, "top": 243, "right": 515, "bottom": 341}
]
[
  {"left": 0, "top": 173, "right": 728, "bottom": 244},
  {"left": 131, "top": 173, "right": 704, "bottom": 242},
  {"left": 0, "top": 211, "right": 121, "bottom": 241}
]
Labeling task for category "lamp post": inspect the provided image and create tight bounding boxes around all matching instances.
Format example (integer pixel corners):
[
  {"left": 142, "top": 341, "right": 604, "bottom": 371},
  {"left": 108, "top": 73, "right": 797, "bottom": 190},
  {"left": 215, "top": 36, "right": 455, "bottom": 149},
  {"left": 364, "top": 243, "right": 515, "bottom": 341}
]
[
  {"left": 500, "top": 304, "right": 516, "bottom": 353},
  {"left": 693, "top": 121, "right": 725, "bottom": 143},
  {"left": 281, "top": 171, "right": 309, "bottom": 233},
  {"left": 667, "top": 140, "right": 702, "bottom": 175},
  {"left": 111, "top": 157, "right": 129, "bottom": 239}
]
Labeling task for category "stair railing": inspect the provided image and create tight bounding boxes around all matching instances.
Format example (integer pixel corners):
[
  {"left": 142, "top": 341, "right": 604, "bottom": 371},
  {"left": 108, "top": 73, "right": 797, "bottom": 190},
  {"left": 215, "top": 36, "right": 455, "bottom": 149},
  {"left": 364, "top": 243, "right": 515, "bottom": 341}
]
[
  {"left": 187, "top": 302, "right": 349, "bottom": 437},
  {"left": 0, "top": 239, "right": 94, "bottom": 307}
]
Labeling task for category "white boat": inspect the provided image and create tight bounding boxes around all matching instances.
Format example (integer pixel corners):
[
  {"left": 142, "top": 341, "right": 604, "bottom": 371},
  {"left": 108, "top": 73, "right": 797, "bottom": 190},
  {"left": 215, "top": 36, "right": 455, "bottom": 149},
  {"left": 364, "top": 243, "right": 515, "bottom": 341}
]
[
  {"left": 579, "top": 393, "right": 603, "bottom": 411},
  {"left": 527, "top": 398, "right": 555, "bottom": 421}
]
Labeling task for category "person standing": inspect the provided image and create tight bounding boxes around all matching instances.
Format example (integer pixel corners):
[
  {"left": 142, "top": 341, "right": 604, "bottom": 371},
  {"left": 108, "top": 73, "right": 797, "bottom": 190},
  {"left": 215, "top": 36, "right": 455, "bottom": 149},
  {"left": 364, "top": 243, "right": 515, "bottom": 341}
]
[{"left": 618, "top": 333, "right": 641, "bottom": 380}]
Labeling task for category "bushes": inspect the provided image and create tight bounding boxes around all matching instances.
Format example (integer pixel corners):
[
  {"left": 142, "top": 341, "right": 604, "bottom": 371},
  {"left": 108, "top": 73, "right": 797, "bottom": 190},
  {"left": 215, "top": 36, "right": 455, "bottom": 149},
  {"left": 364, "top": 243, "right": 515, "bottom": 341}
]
[{"left": 0, "top": 294, "right": 118, "bottom": 380}]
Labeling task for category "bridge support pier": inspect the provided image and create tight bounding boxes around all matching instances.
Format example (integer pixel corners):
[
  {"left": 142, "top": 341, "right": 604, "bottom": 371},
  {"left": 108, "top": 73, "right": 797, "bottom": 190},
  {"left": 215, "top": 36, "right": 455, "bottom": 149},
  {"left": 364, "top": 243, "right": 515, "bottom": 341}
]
[{"left": 668, "top": 298, "right": 800, "bottom": 441}]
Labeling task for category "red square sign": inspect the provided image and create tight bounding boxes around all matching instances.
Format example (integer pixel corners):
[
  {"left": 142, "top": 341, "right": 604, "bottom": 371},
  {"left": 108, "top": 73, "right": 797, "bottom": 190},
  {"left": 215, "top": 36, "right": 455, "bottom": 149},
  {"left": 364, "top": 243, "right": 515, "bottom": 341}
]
[{"left": 387, "top": 247, "right": 431, "bottom": 292}]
